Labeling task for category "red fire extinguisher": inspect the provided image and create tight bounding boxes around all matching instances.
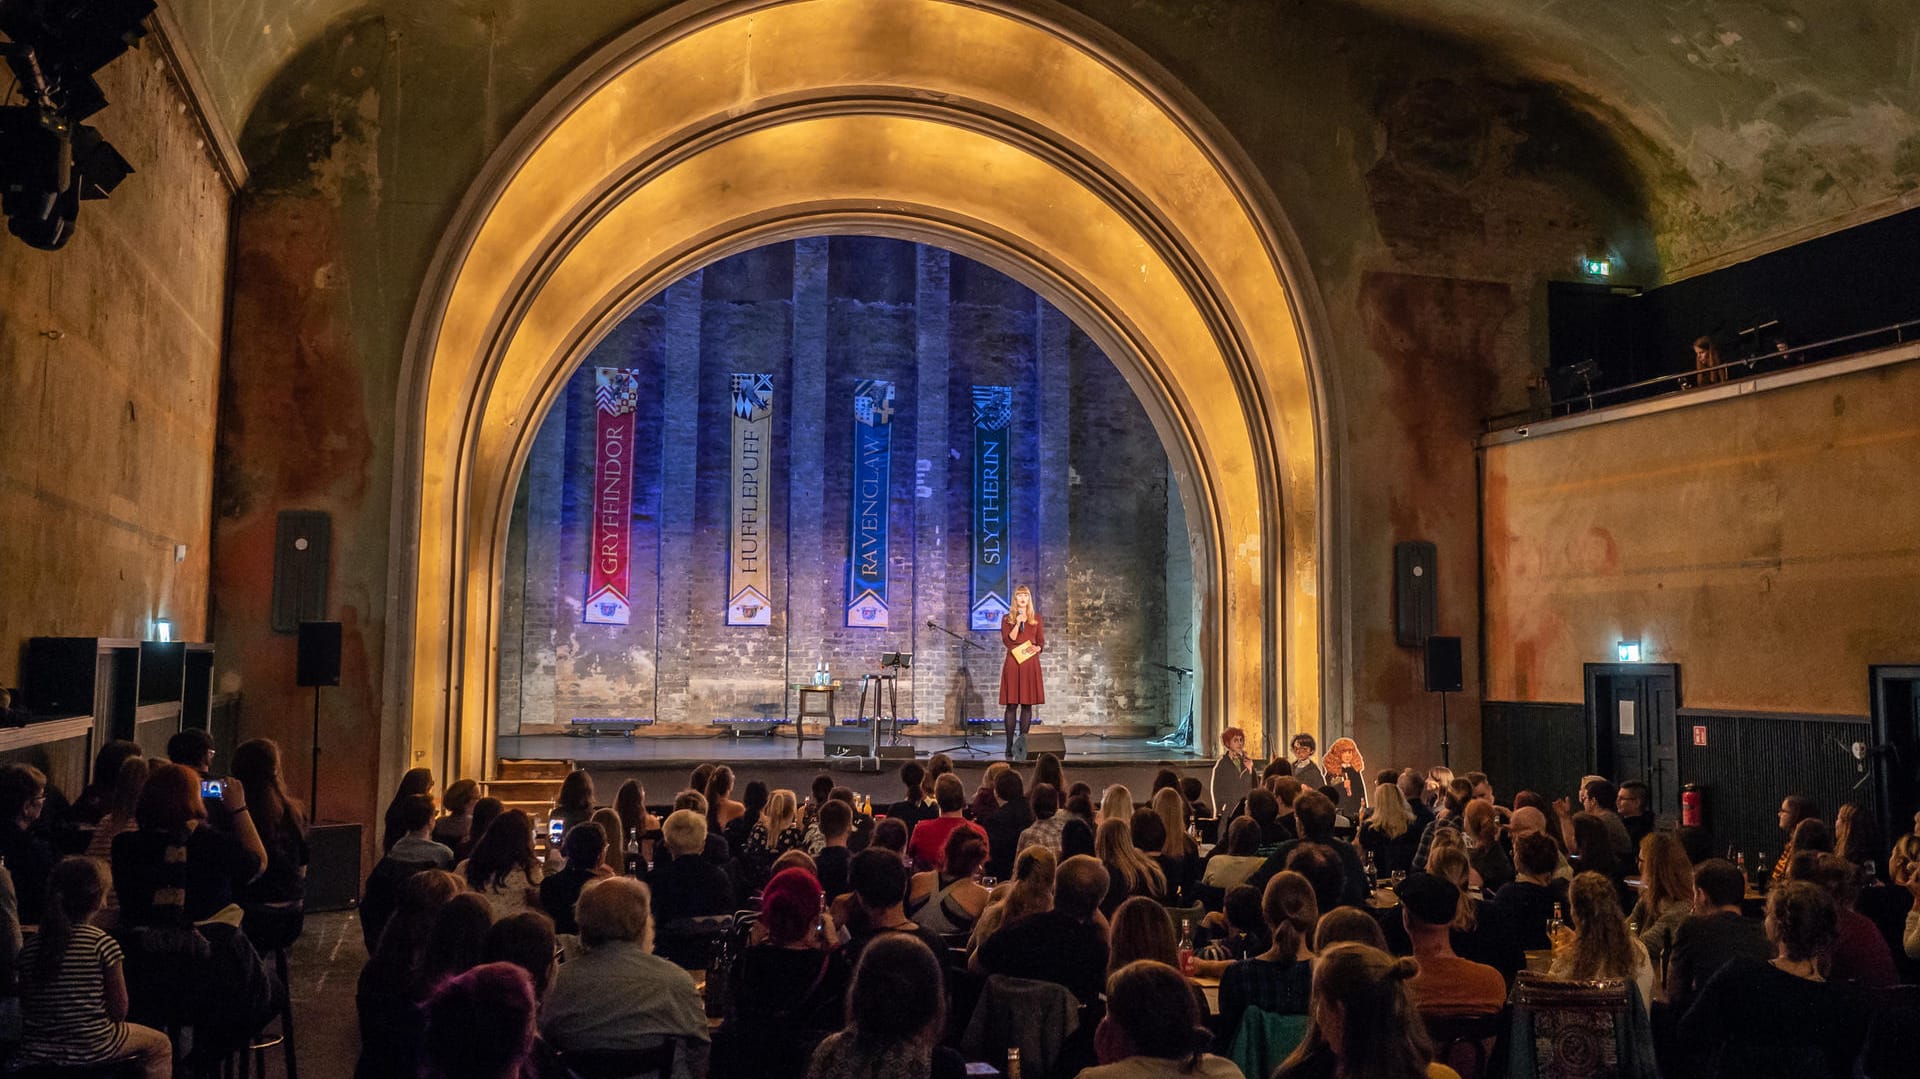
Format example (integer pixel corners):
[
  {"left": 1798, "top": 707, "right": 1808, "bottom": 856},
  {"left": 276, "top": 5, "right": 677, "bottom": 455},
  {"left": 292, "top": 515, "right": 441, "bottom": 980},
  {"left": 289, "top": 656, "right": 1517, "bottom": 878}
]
[{"left": 1681, "top": 782, "right": 1704, "bottom": 828}]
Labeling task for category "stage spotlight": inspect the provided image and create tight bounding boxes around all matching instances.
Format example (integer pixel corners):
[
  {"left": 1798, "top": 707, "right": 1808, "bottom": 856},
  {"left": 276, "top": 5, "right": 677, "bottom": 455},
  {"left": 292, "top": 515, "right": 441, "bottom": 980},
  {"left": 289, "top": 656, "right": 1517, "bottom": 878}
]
[{"left": 0, "top": 1, "right": 155, "bottom": 117}]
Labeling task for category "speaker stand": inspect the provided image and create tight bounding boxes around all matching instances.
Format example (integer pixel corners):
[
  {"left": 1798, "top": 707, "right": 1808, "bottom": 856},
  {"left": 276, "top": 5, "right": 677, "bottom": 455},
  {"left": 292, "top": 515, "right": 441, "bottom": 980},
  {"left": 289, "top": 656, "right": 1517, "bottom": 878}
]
[
  {"left": 310, "top": 685, "right": 324, "bottom": 819},
  {"left": 1438, "top": 689, "right": 1451, "bottom": 769}
]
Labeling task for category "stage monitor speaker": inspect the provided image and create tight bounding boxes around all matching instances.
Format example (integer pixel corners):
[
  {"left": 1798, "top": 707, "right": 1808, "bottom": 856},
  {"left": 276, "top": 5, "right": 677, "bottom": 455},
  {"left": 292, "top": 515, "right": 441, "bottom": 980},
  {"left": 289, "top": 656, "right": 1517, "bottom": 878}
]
[
  {"left": 1025, "top": 731, "right": 1066, "bottom": 759},
  {"left": 271, "top": 511, "right": 332, "bottom": 633},
  {"left": 823, "top": 725, "right": 872, "bottom": 757},
  {"left": 297, "top": 621, "right": 342, "bottom": 687},
  {"left": 304, "top": 820, "right": 362, "bottom": 911},
  {"left": 1424, "top": 636, "right": 1463, "bottom": 693},
  {"left": 1394, "top": 541, "right": 1437, "bottom": 648}
]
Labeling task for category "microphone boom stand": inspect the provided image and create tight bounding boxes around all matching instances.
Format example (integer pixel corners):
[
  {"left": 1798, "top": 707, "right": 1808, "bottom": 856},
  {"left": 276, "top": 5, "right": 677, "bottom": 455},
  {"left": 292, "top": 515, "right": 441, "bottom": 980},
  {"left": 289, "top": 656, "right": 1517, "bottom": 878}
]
[
  {"left": 925, "top": 619, "right": 992, "bottom": 757},
  {"left": 1147, "top": 664, "right": 1195, "bottom": 751}
]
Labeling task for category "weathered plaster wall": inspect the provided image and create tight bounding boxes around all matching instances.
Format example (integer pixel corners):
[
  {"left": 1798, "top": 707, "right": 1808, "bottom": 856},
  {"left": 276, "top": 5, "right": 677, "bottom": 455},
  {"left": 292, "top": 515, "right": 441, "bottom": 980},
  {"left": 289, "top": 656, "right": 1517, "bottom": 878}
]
[
  {"left": 206, "top": 0, "right": 1668, "bottom": 837},
  {"left": 499, "top": 240, "right": 1179, "bottom": 734},
  {"left": 1483, "top": 359, "right": 1920, "bottom": 714},
  {"left": 0, "top": 47, "right": 231, "bottom": 681}
]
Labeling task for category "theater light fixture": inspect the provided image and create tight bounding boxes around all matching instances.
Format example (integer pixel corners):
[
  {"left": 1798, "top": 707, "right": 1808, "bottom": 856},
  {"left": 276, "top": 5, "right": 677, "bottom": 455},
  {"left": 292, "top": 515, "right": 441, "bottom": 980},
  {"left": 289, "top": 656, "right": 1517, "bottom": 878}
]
[{"left": 1617, "top": 639, "right": 1642, "bottom": 662}]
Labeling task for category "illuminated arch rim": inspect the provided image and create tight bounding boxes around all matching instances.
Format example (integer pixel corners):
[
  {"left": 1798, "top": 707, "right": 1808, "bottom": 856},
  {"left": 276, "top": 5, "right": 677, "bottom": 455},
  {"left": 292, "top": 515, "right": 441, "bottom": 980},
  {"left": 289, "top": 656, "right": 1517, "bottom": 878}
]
[{"left": 391, "top": 0, "right": 1332, "bottom": 781}]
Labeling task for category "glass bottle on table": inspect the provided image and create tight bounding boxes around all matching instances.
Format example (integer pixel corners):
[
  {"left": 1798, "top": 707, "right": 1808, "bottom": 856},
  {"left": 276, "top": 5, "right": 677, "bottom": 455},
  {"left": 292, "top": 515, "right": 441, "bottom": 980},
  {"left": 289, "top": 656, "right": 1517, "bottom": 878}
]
[
  {"left": 1546, "top": 901, "right": 1569, "bottom": 950},
  {"left": 1006, "top": 1048, "right": 1022, "bottom": 1079}
]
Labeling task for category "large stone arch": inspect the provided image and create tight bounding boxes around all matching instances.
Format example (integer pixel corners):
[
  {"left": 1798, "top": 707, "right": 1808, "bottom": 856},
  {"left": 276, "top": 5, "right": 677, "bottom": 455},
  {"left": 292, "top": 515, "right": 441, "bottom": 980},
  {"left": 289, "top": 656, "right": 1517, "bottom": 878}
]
[{"left": 389, "top": 0, "right": 1337, "bottom": 784}]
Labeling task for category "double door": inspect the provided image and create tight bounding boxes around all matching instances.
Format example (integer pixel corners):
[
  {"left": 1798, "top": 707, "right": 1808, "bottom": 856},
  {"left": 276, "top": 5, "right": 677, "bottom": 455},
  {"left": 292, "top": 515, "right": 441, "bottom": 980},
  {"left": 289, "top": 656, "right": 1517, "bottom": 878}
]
[{"left": 1583, "top": 663, "right": 1680, "bottom": 818}]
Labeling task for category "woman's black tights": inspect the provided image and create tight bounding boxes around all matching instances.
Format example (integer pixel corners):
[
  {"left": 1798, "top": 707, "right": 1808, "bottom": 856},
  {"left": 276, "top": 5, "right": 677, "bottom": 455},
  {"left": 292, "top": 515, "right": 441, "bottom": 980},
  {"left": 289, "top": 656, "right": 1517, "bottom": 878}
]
[{"left": 1004, "top": 704, "right": 1033, "bottom": 759}]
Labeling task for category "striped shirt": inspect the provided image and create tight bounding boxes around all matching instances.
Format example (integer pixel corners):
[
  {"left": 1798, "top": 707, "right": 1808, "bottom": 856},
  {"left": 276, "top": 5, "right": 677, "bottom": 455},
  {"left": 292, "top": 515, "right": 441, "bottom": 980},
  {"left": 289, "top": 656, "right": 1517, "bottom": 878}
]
[{"left": 15, "top": 923, "right": 129, "bottom": 1063}]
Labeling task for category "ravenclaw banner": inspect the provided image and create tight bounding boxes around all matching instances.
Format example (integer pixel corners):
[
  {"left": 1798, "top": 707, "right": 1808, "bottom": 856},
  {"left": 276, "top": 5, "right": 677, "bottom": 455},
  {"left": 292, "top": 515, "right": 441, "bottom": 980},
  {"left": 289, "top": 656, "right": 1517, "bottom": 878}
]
[
  {"left": 728, "top": 373, "right": 775, "bottom": 626},
  {"left": 846, "top": 379, "right": 895, "bottom": 628},
  {"left": 584, "top": 367, "right": 640, "bottom": 625},
  {"left": 970, "top": 385, "right": 1013, "bottom": 630}
]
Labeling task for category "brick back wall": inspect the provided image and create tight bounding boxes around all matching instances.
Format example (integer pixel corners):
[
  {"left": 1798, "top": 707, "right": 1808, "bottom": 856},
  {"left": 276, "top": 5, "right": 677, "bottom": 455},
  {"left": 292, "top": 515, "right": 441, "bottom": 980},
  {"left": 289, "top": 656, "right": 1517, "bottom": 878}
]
[{"left": 499, "top": 238, "right": 1184, "bottom": 735}]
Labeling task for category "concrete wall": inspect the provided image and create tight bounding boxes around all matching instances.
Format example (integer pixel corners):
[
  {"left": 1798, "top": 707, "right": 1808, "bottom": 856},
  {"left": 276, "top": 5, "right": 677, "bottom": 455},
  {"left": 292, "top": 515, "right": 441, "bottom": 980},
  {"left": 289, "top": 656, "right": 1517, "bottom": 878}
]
[
  {"left": 0, "top": 47, "right": 231, "bottom": 683},
  {"left": 1483, "top": 357, "right": 1920, "bottom": 714},
  {"left": 498, "top": 239, "right": 1181, "bottom": 735}
]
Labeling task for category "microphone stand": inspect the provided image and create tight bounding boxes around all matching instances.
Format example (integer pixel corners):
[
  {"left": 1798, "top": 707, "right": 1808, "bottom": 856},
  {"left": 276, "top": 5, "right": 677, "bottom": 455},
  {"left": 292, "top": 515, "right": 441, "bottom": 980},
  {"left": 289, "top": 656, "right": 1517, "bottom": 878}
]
[
  {"left": 925, "top": 619, "right": 991, "bottom": 756},
  {"left": 1147, "top": 664, "right": 1196, "bottom": 750}
]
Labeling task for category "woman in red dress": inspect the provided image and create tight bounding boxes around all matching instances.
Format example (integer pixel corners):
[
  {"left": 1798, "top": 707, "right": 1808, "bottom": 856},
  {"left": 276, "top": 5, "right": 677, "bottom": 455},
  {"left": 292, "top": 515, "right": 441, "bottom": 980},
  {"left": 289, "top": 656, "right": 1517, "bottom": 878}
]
[{"left": 999, "top": 585, "right": 1046, "bottom": 760}]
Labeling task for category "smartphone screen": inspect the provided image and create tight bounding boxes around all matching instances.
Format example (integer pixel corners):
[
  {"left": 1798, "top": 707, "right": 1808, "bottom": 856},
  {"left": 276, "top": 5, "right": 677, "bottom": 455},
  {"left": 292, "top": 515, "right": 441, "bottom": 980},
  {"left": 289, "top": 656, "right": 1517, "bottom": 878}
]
[
  {"left": 201, "top": 779, "right": 224, "bottom": 800},
  {"left": 548, "top": 817, "right": 565, "bottom": 845}
]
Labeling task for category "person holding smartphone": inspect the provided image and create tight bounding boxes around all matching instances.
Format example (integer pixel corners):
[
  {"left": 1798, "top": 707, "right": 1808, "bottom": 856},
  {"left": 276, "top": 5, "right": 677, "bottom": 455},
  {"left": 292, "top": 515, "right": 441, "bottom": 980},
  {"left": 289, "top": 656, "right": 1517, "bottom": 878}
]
[{"left": 167, "top": 729, "right": 237, "bottom": 832}]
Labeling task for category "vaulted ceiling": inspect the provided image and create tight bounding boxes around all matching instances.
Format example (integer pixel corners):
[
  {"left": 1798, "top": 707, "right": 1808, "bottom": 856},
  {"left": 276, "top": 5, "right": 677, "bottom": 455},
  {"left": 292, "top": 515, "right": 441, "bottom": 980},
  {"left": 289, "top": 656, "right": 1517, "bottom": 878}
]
[{"left": 162, "top": 0, "right": 1920, "bottom": 274}]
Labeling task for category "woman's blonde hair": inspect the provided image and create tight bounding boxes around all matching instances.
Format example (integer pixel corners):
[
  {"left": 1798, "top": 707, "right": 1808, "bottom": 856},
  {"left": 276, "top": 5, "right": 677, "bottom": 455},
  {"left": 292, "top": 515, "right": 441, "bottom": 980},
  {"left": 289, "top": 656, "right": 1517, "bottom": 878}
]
[
  {"left": 1425, "top": 845, "right": 1477, "bottom": 931},
  {"left": 761, "top": 789, "right": 798, "bottom": 838},
  {"left": 1366, "top": 783, "right": 1413, "bottom": 841},
  {"left": 1637, "top": 831, "right": 1693, "bottom": 921},
  {"left": 1010, "top": 585, "right": 1040, "bottom": 621},
  {"left": 1277, "top": 944, "right": 1434, "bottom": 1079},
  {"left": 1262, "top": 870, "right": 1319, "bottom": 959},
  {"left": 1099, "top": 784, "right": 1134, "bottom": 825},
  {"left": 1565, "top": 871, "right": 1635, "bottom": 981},
  {"left": 1107, "top": 895, "right": 1179, "bottom": 972},
  {"left": 1095, "top": 817, "right": 1166, "bottom": 901},
  {"left": 576, "top": 876, "right": 654, "bottom": 951},
  {"left": 1151, "top": 787, "right": 1195, "bottom": 859},
  {"left": 968, "top": 845, "right": 1056, "bottom": 950}
]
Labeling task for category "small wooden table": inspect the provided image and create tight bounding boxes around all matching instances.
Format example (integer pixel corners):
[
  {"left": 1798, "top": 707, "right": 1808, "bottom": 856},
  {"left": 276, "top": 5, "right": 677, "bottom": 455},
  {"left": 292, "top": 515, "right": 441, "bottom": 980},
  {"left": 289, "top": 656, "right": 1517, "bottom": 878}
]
[{"left": 791, "top": 682, "right": 840, "bottom": 747}]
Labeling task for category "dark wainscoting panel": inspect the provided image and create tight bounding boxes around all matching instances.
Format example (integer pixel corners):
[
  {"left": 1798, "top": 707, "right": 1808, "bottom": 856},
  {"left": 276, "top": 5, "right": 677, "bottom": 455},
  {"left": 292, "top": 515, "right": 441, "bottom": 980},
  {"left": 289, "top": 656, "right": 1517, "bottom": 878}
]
[
  {"left": 1482, "top": 701, "right": 1588, "bottom": 804},
  {"left": 1675, "top": 709, "right": 1875, "bottom": 866}
]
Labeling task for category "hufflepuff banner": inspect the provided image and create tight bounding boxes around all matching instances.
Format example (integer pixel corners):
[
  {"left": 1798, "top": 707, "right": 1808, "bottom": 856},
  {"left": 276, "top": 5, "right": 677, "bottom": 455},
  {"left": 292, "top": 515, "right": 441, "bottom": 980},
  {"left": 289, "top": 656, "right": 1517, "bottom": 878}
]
[
  {"left": 846, "top": 379, "right": 895, "bottom": 628},
  {"left": 728, "top": 373, "right": 774, "bottom": 626},
  {"left": 584, "top": 367, "right": 640, "bottom": 625},
  {"left": 970, "top": 385, "right": 1013, "bottom": 630}
]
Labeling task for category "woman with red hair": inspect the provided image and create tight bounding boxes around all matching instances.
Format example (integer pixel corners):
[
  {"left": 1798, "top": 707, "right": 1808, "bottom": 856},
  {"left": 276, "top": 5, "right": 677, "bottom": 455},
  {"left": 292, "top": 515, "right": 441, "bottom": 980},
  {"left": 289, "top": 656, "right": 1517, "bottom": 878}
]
[{"left": 724, "top": 867, "right": 844, "bottom": 1076}]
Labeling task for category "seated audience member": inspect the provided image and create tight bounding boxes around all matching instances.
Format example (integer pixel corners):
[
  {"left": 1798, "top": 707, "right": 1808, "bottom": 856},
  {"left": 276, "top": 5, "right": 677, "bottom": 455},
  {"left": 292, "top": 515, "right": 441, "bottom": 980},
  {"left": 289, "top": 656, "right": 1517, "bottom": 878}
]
[
  {"left": 1769, "top": 794, "right": 1822, "bottom": 886},
  {"left": 83, "top": 754, "right": 148, "bottom": 875},
  {"left": 389, "top": 792, "right": 454, "bottom": 869},
  {"left": 541, "top": 877, "right": 710, "bottom": 1079},
  {"left": 883, "top": 762, "right": 936, "bottom": 835},
  {"left": 974, "top": 854, "right": 1111, "bottom": 1003},
  {"left": 356, "top": 869, "right": 463, "bottom": 1079},
  {"left": 967, "top": 845, "right": 1056, "bottom": 951},
  {"left": 1833, "top": 804, "right": 1877, "bottom": 877},
  {"left": 1153, "top": 787, "right": 1202, "bottom": 885},
  {"left": 1557, "top": 778, "right": 1633, "bottom": 861},
  {"left": 552, "top": 769, "right": 597, "bottom": 837},
  {"left": 69, "top": 740, "right": 143, "bottom": 825},
  {"left": 541, "top": 822, "right": 612, "bottom": 935},
  {"left": 0, "top": 764, "right": 60, "bottom": 924},
  {"left": 721, "top": 781, "right": 769, "bottom": 857},
  {"left": 420, "top": 892, "right": 493, "bottom": 988},
  {"left": 112, "top": 762, "right": 267, "bottom": 925},
  {"left": 14, "top": 857, "right": 173, "bottom": 1079},
  {"left": 972, "top": 763, "right": 1012, "bottom": 821},
  {"left": 1180, "top": 776, "right": 1210, "bottom": 823},
  {"left": 1398, "top": 769, "right": 1436, "bottom": 834},
  {"left": 1214, "top": 870, "right": 1317, "bottom": 1039},
  {"left": 708, "top": 767, "right": 747, "bottom": 834},
  {"left": 805, "top": 934, "right": 964, "bottom": 1079},
  {"left": 1424, "top": 844, "right": 1522, "bottom": 984},
  {"left": 1616, "top": 781, "right": 1655, "bottom": 850},
  {"left": 1548, "top": 871, "right": 1653, "bottom": 1012},
  {"left": 460, "top": 808, "right": 543, "bottom": 918},
  {"left": 1398, "top": 873, "right": 1506, "bottom": 1016},
  {"left": 673, "top": 791, "right": 733, "bottom": 867},
  {"left": 1034, "top": 752, "right": 1067, "bottom": 798},
  {"left": 1314, "top": 907, "right": 1387, "bottom": 952},
  {"left": 1097, "top": 817, "right": 1168, "bottom": 915},
  {"left": 591, "top": 806, "right": 627, "bottom": 865},
  {"left": 1017, "top": 782, "right": 1066, "bottom": 853},
  {"left": 229, "top": 738, "right": 311, "bottom": 950},
  {"left": 1283, "top": 843, "right": 1349, "bottom": 917},
  {"left": 1259, "top": 781, "right": 1302, "bottom": 848},
  {"left": 869, "top": 816, "right": 910, "bottom": 858},
  {"left": 1662, "top": 858, "right": 1769, "bottom": 1009},
  {"left": 1198, "top": 884, "right": 1270, "bottom": 961},
  {"left": 1131, "top": 807, "right": 1196, "bottom": 905},
  {"left": 1462, "top": 801, "right": 1513, "bottom": 893},
  {"left": 813, "top": 799, "right": 855, "bottom": 898},
  {"left": 1360, "top": 782, "right": 1422, "bottom": 877},
  {"left": 1410, "top": 781, "right": 1470, "bottom": 871},
  {"left": 1201, "top": 817, "right": 1266, "bottom": 891},
  {"left": 647, "top": 809, "right": 735, "bottom": 925},
  {"left": 484, "top": 910, "right": 559, "bottom": 1001},
  {"left": 1506, "top": 805, "right": 1572, "bottom": 879},
  {"left": 1790, "top": 851, "right": 1896, "bottom": 988},
  {"left": 730, "top": 868, "right": 845, "bottom": 1033},
  {"left": 1098, "top": 783, "right": 1135, "bottom": 827},
  {"left": 381, "top": 767, "right": 435, "bottom": 854},
  {"left": 1107, "top": 896, "right": 1187, "bottom": 973},
  {"left": 1493, "top": 831, "right": 1569, "bottom": 950},
  {"left": 907, "top": 827, "right": 990, "bottom": 938},
  {"left": 1082, "top": 960, "right": 1241, "bottom": 1079},
  {"left": 1677, "top": 881, "right": 1868, "bottom": 1079},
  {"left": 1060, "top": 816, "right": 1096, "bottom": 859},
  {"left": 1249, "top": 793, "right": 1367, "bottom": 907},
  {"left": 1273, "top": 943, "right": 1461, "bottom": 1079},
  {"left": 1626, "top": 831, "right": 1693, "bottom": 970},
  {"left": 433, "top": 778, "right": 480, "bottom": 851},
  {"left": 981, "top": 770, "right": 1035, "bottom": 880},
  {"left": 906, "top": 775, "right": 986, "bottom": 872},
  {"left": 420, "top": 961, "right": 538, "bottom": 1079},
  {"left": 457, "top": 796, "right": 504, "bottom": 863},
  {"left": 772, "top": 849, "right": 819, "bottom": 880},
  {"left": 840, "top": 848, "right": 947, "bottom": 967},
  {"left": 613, "top": 779, "right": 658, "bottom": 869},
  {"left": 166, "top": 729, "right": 230, "bottom": 827},
  {"left": 1890, "top": 809, "right": 1920, "bottom": 887}
]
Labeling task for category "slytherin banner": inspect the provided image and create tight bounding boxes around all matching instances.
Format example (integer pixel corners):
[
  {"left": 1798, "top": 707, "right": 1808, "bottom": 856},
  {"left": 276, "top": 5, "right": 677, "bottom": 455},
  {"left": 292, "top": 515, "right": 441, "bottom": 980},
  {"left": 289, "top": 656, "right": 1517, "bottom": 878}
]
[
  {"left": 584, "top": 367, "right": 640, "bottom": 625},
  {"left": 846, "top": 379, "right": 895, "bottom": 628},
  {"left": 970, "top": 385, "right": 1013, "bottom": 630},
  {"left": 727, "top": 373, "right": 775, "bottom": 626}
]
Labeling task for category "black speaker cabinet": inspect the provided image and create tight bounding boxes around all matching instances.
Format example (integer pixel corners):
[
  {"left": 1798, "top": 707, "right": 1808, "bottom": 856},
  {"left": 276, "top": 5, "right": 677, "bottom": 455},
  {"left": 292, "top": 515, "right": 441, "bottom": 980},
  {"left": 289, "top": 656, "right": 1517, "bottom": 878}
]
[
  {"left": 823, "top": 725, "right": 873, "bottom": 757},
  {"left": 1394, "top": 541, "right": 1438, "bottom": 648},
  {"left": 297, "top": 621, "right": 343, "bottom": 687},
  {"left": 305, "top": 820, "right": 363, "bottom": 911},
  {"left": 272, "top": 511, "right": 332, "bottom": 633},
  {"left": 1025, "top": 731, "right": 1067, "bottom": 759},
  {"left": 1424, "top": 636, "right": 1464, "bottom": 693}
]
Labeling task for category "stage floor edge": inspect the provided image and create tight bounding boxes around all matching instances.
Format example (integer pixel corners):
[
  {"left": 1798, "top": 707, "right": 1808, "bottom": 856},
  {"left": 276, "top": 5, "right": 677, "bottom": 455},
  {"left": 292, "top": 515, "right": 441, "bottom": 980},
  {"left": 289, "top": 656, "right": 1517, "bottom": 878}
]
[{"left": 496, "top": 732, "right": 1209, "bottom": 768}]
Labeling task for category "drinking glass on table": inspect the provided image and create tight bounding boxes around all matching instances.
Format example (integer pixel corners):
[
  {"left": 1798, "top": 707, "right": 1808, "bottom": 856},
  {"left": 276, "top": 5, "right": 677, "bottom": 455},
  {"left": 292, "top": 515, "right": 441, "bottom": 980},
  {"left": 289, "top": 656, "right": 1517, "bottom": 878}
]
[{"left": 1389, "top": 870, "right": 1407, "bottom": 889}]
